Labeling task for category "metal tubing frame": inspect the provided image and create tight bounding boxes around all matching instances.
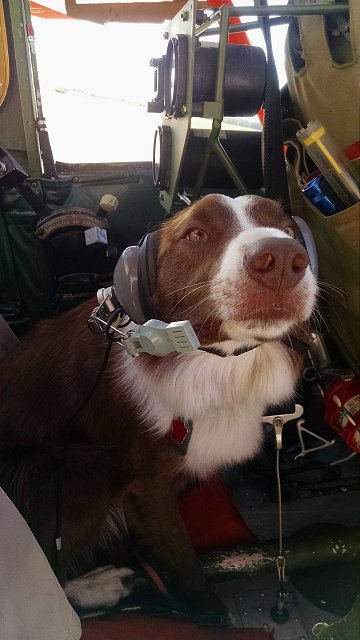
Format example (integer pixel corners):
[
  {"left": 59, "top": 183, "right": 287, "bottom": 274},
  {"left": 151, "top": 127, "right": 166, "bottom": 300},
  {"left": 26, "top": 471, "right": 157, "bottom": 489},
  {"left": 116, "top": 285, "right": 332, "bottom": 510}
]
[
  {"left": 206, "top": 16, "right": 290, "bottom": 37},
  {"left": 229, "top": 3, "right": 349, "bottom": 18},
  {"left": 193, "top": 5, "right": 240, "bottom": 200},
  {"left": 190, "top": 1, "right": 350, "bottom": 202},
  {"left": 201, "top": 525, "right": 360, "bottom": 580},
  {"left": 214, "top": 139, "right": 248, "bottom": 194}
]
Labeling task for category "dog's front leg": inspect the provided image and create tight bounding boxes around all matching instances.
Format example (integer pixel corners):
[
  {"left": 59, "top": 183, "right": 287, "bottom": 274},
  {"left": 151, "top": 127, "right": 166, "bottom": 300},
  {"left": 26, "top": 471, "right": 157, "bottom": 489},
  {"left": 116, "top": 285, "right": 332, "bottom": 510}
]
[{"left": 122, "top": 480, "right": 229, "bottom": 623}]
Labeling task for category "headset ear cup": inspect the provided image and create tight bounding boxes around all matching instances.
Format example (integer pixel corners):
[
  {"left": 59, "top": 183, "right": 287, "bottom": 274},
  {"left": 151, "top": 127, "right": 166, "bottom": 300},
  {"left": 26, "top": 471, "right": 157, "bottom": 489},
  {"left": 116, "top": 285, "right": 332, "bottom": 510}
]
[
  {"left": 138, "top": 231, "right": 160, "bottom": 321},
  {"left": 113, "top": 245, "right": 147, "bottom": 325},
  {"left": 292, "top": 215, "right": 318, "bottom": 277},
  {"left": 113, "top": 230, "right": 161, "bottom": 324}
]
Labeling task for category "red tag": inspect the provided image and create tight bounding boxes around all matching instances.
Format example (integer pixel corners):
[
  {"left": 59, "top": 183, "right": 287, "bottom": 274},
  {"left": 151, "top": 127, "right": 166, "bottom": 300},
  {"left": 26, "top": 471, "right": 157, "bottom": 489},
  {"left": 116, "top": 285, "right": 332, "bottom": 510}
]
[{"left": 171, "top": 418, "right": 193, "bottom": 454}]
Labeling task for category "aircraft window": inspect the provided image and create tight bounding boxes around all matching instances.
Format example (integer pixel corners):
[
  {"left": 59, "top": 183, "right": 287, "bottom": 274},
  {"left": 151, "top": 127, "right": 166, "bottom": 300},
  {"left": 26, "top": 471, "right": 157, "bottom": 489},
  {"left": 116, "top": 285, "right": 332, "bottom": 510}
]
[
  {"left": 32, "top": 1, "right": 290, "bottom": 164},
  {"left": 287, "top": 18, "right": 305, "bottom": 73},
  {"left": 32, "top": 18, "right": 165, "bottom": 163},
  {"left": 325, "top": 11, "right": 353, "bottom": 65}
]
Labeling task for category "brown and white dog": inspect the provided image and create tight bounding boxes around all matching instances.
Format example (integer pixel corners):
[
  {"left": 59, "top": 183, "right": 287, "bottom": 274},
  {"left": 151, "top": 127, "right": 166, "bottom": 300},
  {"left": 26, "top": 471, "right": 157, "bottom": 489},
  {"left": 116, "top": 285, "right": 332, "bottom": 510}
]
[{"left": 0, "top": 194, "right": 317, "bottom": 620}]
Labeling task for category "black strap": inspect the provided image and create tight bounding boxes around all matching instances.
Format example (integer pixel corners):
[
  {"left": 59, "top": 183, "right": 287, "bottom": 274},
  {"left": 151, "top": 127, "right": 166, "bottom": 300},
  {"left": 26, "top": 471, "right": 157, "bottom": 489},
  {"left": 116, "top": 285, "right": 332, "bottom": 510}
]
[{"left": 255, "top": 0, "right": 290, "bottom": 212}]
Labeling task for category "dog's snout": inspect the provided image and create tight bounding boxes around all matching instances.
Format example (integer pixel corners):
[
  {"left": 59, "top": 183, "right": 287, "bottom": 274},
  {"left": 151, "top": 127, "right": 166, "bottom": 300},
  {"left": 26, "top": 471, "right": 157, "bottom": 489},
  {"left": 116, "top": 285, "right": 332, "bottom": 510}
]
[{"left": 244, "top": 237, "right": 309, "bottom": 290}]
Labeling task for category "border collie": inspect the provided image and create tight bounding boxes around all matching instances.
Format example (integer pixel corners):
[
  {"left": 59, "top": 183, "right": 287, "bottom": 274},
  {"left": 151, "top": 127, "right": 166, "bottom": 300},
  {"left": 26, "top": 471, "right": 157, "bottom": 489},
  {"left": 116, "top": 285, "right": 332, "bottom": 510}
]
[{"left": 0, "top": 194, "right": 317, "bottom": 621}]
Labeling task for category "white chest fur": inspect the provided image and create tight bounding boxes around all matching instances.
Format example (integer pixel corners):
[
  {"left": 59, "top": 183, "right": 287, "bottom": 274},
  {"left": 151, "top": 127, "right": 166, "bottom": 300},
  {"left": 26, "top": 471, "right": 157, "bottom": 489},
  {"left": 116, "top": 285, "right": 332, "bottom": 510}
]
[{"left": 121, "top": 342, "right": 297, "bottom": 479}]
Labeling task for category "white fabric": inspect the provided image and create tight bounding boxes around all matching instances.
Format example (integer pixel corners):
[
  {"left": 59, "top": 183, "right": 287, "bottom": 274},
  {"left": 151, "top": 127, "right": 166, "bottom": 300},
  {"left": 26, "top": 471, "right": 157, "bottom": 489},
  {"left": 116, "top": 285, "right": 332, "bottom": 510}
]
[{"left": 0, "top": 488, "right": 81, "bottom": 640}]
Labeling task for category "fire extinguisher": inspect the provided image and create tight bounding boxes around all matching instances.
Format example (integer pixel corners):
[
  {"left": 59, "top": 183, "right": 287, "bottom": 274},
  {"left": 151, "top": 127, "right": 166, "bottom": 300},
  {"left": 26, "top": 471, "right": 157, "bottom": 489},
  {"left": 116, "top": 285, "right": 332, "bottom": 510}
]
[
  {"left": 324, "top": 377, "right": 360, "bottom": 453},
  {"left": 306, "top": 330, "right": 360, "bottom": 454}
]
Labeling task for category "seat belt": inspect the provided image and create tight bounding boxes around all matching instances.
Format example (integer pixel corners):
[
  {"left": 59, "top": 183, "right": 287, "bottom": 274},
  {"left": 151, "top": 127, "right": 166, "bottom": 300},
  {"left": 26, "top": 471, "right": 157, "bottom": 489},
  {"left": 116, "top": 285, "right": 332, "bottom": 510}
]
[{"left": 255, "top": 0, "right": 290, "bottom": 211}]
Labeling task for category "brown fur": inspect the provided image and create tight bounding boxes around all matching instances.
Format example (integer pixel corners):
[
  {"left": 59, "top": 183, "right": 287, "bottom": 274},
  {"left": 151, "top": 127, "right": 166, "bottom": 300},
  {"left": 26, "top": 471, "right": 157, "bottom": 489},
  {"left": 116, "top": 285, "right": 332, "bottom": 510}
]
[
  {"left": 0, "top": 304, "right": 212, "bottom": 606},
  {"left": 0, "top": 194, "right": 315, "bottom": 618}
]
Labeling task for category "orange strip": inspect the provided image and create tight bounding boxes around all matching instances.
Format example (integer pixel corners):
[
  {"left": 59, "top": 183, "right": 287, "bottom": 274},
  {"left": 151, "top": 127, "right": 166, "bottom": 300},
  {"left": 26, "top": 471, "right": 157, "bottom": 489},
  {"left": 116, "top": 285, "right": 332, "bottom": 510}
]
[{"left": 30, "top": 1, "right": 70, "bottom": 19}]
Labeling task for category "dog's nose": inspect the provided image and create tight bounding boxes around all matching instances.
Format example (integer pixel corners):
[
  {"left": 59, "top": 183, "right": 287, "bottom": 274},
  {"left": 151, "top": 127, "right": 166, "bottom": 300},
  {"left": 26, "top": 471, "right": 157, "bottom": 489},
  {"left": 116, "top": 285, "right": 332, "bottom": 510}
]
[{"left": 244, "top": 237, "right": 309, "bottom": 290}]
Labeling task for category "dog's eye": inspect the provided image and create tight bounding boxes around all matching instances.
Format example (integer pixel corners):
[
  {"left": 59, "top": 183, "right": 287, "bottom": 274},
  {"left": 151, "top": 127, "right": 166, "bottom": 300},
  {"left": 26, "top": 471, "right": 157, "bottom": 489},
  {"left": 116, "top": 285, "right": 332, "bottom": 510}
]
[
  {"left": 283, "top": 226, "right": 295, "bottom": 238},
  {"left": 185, "top": 228, "right": 208, "bottom": 242}
]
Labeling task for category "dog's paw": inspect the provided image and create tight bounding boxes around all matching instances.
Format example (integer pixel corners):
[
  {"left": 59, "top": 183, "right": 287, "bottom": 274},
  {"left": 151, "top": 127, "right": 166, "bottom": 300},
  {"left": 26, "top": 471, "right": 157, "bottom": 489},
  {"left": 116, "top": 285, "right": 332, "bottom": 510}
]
[{"left": 63, "top": 565, "right": 136, "bottom": 610}]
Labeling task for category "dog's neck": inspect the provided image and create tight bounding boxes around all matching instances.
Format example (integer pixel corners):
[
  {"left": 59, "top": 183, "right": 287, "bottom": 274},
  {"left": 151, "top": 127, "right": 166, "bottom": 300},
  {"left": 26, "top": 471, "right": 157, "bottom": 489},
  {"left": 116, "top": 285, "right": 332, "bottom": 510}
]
[
  {"left": 120, "top": 338, "right": 303, "bottom": 478},
  {"left": 199, "top": 334, "right": 309, "bottom": 358}
]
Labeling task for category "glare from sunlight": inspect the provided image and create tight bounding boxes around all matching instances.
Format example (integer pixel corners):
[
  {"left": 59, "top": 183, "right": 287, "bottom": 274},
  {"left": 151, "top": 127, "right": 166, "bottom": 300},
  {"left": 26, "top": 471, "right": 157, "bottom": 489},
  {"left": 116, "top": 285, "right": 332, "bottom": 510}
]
[{"left": 32, "top": 1, "right": 289, "bottom": 163}]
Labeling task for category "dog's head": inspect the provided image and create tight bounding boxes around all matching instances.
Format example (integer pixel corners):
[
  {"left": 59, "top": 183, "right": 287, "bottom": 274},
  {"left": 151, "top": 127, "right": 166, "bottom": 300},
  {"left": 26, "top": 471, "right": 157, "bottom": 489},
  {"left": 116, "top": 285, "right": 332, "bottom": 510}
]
[
  {"left": 114, "top": 194, "right": 317, "bottom": 347},
  {"left": 154, "top": 194, "right": 317, "bottom": 346}
]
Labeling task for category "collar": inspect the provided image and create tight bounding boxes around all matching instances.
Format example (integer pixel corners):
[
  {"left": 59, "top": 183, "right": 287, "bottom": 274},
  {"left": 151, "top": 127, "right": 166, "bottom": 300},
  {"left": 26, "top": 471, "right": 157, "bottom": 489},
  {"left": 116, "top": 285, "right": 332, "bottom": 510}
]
[{"left": 198, "top": 335, "right": 309, "bottom": 358}]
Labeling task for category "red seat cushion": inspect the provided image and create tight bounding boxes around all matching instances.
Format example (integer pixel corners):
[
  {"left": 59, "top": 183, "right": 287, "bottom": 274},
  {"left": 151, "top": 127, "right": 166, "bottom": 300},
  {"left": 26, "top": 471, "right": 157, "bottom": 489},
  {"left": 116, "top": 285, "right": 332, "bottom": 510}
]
[
  {"left": 81, "top": 615, "right": 274, "bottom": 639},
  {"left": 178, "top": 476, "right": 255, "bottom": 551}
]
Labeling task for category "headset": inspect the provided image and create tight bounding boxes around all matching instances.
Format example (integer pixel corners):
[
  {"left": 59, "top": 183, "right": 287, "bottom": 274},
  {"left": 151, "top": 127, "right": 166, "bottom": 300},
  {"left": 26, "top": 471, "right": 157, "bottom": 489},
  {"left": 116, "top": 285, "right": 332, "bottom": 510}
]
[
  {"left": 112, "top": 214, "right": 318, "bottom": 326},
  {"left": 113, "top": 230, "right": 161, "bottom": 325}
]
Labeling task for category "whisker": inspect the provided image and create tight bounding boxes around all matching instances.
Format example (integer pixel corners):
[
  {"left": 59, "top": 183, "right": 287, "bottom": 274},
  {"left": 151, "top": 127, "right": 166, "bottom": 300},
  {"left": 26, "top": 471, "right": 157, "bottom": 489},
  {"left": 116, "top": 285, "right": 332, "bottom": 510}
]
[
  {"left": 197, "top": 306, "right": 219, "bottom": 335},
  {"left": 168, "top": 285, "right": 213, "bottom": 313},
  {"left": 209, "top": 309, "right": 222, "bottom": 333},
  {"left": 312, "top": 306, "right": 330, "bottom": 335},
  {"left": 318, "top": 280, "right": 347, "bottom": 298},
  {"left": 165, "top": 279, "right": 221, "bottom": 298},
  {"left": 180, "top": 295, "right": 214, "bottom": 317}
]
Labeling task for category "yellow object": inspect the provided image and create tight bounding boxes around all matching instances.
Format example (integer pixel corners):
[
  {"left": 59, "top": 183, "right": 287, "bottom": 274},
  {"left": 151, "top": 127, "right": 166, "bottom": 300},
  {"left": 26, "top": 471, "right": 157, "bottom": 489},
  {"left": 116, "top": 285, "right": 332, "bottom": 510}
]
[
  {"left": 297, "top": 120, "right": 360, "bottom": 207},
  {"left": 0, "top": 0, "right": 9, "bottom": 107},
  {"left": 303, "top": 126, "right": 342, "bottom": 175}
]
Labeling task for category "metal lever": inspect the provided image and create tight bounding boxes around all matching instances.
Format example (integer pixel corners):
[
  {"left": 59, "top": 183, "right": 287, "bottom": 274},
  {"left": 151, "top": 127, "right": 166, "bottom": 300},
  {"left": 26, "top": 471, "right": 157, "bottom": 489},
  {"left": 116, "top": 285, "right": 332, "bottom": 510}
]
[
  {"left": 262, "top": 404, "right": 304, "bottom": 624},
  {"left": 262, "top": 404, "right": 304, "bottom": 449}
]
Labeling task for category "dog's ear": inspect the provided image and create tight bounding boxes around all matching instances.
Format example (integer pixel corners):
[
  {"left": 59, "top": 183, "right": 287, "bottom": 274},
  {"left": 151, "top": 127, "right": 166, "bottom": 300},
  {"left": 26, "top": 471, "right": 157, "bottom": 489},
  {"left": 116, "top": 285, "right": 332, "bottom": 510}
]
[{"left": 113, "top": 230, "right": 160, "bottom": 324}]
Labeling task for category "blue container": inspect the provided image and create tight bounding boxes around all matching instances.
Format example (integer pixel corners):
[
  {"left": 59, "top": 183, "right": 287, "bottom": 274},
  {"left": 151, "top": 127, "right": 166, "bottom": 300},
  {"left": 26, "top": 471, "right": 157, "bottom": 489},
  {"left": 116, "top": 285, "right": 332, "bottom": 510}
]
[{"left": 302, "top": 176, "right": 341, "bottom": 215}]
